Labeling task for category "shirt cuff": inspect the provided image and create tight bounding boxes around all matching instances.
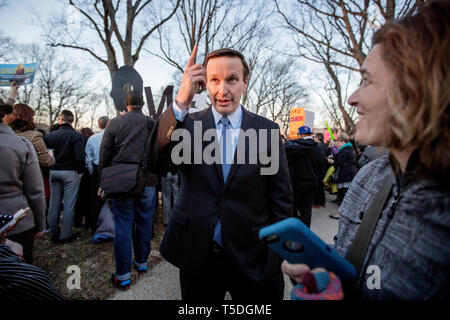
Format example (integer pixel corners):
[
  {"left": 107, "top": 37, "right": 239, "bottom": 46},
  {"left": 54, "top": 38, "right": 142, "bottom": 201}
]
[{"left": 172, "top": 101, "right": 189, "bottom": 122}]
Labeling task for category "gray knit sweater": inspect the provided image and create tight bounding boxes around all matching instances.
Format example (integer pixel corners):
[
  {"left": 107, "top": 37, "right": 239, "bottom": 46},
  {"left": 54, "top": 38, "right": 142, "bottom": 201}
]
[{"left": 335, "top": 154, "right": 450, "bottom": 299}]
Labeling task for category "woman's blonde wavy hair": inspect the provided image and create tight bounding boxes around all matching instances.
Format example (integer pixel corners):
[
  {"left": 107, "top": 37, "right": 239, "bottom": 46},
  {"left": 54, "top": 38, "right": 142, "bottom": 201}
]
[{"left": 373, "top": 0, "right": 450, "bottom": 182}]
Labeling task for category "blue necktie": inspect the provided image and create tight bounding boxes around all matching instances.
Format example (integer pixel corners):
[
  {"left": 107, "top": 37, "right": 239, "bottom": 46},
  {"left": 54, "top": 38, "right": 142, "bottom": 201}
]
[
  {"left": 213, "top": 116, "right": 231, "bottom": 247},
  {"left": 219, "top": 117, "right": 231, "bottom": 181}
]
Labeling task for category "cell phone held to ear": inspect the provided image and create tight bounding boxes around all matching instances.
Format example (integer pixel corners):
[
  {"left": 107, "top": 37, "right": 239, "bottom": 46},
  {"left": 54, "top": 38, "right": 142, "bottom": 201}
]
[{"left": 259, "top": 217, "right": 356, "bottom": 281}]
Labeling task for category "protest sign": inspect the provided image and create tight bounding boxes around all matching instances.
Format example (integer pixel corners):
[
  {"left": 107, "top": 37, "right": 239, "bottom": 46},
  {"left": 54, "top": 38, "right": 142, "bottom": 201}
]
[
  {"left": 0, "top": 63, "right": 38, "bottom": 87},
  {"left": 111, "top": 65, "right": 173, "bottom": 118},
  {"left": 110, "top": 66, "right": 144, "bottom": 113},
  {"left": 305, "top": 110, "right": 315, "bottom": 131},
  {"left": 288, "top": 107, "right": 305, "bottom": 139},
  {"left": 288, "top": 108, "right": 315, "bottom": 139}
]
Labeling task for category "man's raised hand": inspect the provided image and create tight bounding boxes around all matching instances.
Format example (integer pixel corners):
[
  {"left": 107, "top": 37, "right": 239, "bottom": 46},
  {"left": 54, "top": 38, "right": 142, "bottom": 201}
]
[{"left": 175, "top": 45, "right": 206, "bottom": 110}]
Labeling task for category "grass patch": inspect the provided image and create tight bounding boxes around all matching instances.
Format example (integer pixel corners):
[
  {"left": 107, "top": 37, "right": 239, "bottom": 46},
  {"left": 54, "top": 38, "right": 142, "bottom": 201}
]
[{"left": 33, "top": 203, "right": 166, "bottom": 300}]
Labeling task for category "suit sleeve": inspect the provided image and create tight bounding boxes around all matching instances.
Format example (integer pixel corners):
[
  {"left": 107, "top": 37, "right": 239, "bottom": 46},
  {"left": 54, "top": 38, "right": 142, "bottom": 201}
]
[
  {"left": 266, "top": 125, "right": 294, "bottom": 223},
  {"left": 146, "top": 105, "right": 184, "bottom": 175}
]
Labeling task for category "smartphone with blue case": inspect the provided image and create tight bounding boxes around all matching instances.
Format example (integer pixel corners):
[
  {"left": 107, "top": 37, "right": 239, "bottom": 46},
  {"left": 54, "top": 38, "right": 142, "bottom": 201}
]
[{"left": 259, "top": 217, "right": 356, "bottom": 281}]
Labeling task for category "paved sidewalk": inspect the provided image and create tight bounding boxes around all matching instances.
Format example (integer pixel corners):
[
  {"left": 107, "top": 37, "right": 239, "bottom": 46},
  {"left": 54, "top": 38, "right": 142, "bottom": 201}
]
[{"left": 109, "top": 193, "right": 340, "bottom": 300}]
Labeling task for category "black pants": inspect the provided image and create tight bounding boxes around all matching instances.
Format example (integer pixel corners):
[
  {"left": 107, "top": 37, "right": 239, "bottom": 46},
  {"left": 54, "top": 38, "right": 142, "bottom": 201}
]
[
  {"left": 179, "top": 244, "right": 284, "bottom": 301},
  {"left": 313, "top": 181, "right": 326, "bottom": 206},
  {"left": 90, "top": 165, "right": 104, "bottom": 231},
  {"left": 337, "top": 188, "right": 349, "bottom": 206},
  {"left": 8, "top": 227, "right": 36, "bottom": 264},
  {"left": 74, "top": 170, "right": 92, "bottom": 229},
  {"left": 293, "top": 182, "right": 317, "bottom": 228}
]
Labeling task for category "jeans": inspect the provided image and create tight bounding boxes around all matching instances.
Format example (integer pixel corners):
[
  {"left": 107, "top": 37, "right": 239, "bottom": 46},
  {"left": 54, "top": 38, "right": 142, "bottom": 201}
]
[
  {"left": 111, "top": 186, "right": 157, "bottom": 281},
  {"left": 48, "top": 170, "right": 81, "bottom": 241},
  {"left": 161, "top": 172, "right": 179, "bottom": 225}
]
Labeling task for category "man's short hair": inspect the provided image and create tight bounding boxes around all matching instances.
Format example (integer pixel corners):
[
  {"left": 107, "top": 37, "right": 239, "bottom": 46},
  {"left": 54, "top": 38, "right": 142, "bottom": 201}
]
[
  {"left": 60, "top": 110, "right": 74, "bottom": 123},
  {"left": 98, "top": 116, "right": 109, "bottom": 129},
  {"left": 126, "top": 91, "right": 144, "bottom": 107},
  {"left": 203, "top": 48, "right": 250, "bottom": 80},
  {"left": 315, "top": 132, "right": 324, "bottom": 142}
]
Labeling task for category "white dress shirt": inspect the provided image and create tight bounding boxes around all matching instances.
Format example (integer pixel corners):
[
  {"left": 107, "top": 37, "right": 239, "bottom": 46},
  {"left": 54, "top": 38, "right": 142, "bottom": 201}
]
[{"left": 172, "top": 102, "right": 243, "bottom": 163}]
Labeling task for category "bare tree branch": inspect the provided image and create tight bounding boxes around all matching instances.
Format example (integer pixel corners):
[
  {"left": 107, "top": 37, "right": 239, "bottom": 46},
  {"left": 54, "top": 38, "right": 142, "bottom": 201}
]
[
  {"left": 50, "top": 42, "right": 109, "bottom": 66},
  {"left": 275, "top": 0, "right": 419, "bottom": 135},
  {"left": 42, "top": 0, "right": 180, "bottom": 82}
]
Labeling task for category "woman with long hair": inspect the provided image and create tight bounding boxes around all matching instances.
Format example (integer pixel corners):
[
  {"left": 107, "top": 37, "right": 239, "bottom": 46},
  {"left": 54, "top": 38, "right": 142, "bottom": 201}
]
[{"left": 282, "top": 1, "right": 450, "bottom": 299}]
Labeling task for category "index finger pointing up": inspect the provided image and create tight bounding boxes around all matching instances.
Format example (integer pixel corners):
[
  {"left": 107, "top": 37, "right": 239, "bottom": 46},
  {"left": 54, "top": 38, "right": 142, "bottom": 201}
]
[{"left": 186, "top": 45, "right": 198, "bottom": 69}]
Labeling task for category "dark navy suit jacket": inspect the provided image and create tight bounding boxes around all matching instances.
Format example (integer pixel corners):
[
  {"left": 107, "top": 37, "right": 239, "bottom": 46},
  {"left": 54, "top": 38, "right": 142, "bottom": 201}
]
[{"left": 148, "top": 105, "right": 293, "bottom": 281}]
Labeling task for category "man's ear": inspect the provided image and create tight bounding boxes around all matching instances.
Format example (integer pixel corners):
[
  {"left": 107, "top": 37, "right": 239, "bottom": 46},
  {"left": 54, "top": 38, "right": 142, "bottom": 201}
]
[
  {"left": 242, "top": 75, "right": 250, "bottom": 94},
  {"left": 244, "top": 75, "right": 250, "bottom": 87}
]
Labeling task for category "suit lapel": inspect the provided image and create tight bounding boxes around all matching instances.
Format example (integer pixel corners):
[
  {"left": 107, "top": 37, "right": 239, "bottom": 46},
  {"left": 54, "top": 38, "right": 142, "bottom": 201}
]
[{"left": 222, "top": 107, "right": 254, "bottom": 192}]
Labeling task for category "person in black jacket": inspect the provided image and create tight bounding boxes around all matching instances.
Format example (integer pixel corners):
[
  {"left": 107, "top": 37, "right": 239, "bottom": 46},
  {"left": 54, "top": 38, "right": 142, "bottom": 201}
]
[
  {"left": 313, "top": 132, "right": 328, "bottom": 207},
  {"left": 285, "top": 126, "right": 326, "bottom": 227},
  {"left": 329, "top": 133, "right": 358, "bottom": 219},
  {"left": 44, "top": 110, "right": 85, "bottom": 243},
  {"left": 99, "top": 91, "right": 157, "bottom": 291}
]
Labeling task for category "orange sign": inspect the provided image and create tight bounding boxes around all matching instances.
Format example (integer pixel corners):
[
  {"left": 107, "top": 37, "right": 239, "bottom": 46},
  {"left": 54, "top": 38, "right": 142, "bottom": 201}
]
[{"left": 288, "top": 108, "right": 305, "bottom": 139}]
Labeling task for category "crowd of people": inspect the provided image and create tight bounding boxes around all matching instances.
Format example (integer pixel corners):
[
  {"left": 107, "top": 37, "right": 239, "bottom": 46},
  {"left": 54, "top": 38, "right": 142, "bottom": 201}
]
[
  {"left": 0, "top": 87, "right": 181, "bottom": 297},
  {"left": 285, "top": 127, "right": 388, "bottom": 223},
  {"left": 0, "top": 0, "right": 448, "bottom": 301}
]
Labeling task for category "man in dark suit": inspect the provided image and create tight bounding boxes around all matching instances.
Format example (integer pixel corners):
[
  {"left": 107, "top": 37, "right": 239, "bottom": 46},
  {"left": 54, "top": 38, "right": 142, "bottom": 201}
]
[{"left": 148, "top": 46, "right": 293, "bottom": 300}]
